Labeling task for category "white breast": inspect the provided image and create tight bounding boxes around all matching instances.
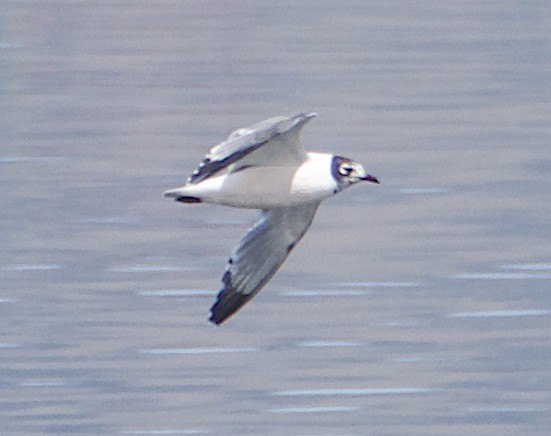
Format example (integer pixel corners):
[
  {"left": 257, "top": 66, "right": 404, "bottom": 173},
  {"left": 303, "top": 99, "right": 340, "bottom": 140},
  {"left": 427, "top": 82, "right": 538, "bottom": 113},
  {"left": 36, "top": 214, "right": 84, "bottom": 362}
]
[
  {"left": 291, "top": 152, "right": 337, "bottom": 199},
  {"left": 183, "top": 152, "right": 337, "bottom": 209}
]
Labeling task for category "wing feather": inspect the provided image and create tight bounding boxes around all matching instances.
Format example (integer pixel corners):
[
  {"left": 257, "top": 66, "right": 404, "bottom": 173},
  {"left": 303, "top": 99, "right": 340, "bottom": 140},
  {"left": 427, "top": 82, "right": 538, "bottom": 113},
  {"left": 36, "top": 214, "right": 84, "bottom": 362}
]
[
  {"left": 209, "top": 202, "right": 320, "bottom": 325},
  {"left": 188, "top": 112, "right": 316, "bottom": 184}
]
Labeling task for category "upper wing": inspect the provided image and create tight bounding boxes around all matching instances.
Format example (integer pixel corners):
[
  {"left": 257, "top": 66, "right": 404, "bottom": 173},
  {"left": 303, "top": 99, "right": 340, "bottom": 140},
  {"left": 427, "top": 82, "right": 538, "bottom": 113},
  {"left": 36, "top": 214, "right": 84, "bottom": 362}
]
[
  {"left": 209, "top": 202, "right": 320, "bottom": 325},
  {"left": 188, "top": 112, "right": 316, "bottom": 184}
]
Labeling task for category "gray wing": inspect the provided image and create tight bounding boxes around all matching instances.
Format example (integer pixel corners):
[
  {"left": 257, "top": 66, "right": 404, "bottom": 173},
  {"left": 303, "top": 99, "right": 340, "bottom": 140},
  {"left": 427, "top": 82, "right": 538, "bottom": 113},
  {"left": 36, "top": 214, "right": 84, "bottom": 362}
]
[
  {"left": 209, "top": 202, "right": 320, "bottom": 325},
  {"left": 188, "top": 112, "right": 316, "bottom": 184}
]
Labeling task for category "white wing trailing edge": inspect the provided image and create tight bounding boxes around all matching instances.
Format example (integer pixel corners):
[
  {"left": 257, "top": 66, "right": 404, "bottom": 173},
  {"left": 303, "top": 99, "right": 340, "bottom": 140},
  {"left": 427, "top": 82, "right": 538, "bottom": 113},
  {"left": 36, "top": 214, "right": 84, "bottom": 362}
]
[
  {"left": 163, "top": 111, "right": 381, "bottom": 325},
  {"left": 187, "top": 112, "right": 316, "bottom": 184},
  {"left": 209, "top": 202, "right": 320, "bottom": 325}
]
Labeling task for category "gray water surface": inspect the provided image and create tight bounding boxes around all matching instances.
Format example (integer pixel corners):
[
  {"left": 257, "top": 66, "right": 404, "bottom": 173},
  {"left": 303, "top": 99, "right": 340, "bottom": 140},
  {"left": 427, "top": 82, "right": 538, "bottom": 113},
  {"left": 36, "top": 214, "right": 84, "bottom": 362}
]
[{"left": 2, "top": 1, "right": 551, "bottom": 435}]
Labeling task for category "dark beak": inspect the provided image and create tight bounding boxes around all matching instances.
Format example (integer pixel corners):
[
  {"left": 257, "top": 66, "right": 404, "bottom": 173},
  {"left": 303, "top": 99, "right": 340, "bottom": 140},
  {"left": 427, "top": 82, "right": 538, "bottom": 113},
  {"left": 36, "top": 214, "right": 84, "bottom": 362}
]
[{"left": 361, "top": 174, "right": 380, "bottom": 184}]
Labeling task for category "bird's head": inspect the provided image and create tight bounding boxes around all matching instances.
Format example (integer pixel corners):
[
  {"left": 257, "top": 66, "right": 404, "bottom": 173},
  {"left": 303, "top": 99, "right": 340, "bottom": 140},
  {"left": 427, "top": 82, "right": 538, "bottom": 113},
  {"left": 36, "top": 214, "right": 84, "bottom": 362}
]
[{"left": 331, "top": 156, "right": 379, "bottom": 190}]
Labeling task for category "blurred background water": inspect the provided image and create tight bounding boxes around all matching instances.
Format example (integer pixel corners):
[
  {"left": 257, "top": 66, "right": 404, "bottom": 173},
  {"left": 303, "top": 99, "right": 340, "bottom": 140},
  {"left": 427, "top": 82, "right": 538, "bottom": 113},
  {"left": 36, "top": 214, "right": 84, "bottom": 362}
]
[{"left": 1, "top": 1, "right": 551, "bottom": 434}]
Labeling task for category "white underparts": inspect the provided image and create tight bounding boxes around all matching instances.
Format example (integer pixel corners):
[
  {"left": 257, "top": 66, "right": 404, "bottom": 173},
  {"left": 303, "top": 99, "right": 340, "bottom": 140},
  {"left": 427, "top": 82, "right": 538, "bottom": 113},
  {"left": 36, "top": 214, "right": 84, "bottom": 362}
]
[{"left": 175, "top": 152, "right": 338, "bottom": 209}]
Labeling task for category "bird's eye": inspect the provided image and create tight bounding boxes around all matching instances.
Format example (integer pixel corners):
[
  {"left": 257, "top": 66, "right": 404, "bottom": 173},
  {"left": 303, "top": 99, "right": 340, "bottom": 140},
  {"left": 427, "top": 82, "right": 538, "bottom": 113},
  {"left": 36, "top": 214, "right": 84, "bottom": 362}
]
[{"left": 339, "top": 164, "right": 353, "bottom": 176}]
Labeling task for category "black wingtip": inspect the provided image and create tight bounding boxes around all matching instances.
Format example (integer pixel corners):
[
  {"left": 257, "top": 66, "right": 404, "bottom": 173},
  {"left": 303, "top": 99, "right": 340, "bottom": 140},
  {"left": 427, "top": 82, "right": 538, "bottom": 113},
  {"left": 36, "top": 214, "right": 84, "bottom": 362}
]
[
  {"left": 209, "top": 289, "right": 225, "bottom": 325},
  {"left": 208, "top": 294, "right": 246, "bottom": 325},
  {"left": 209, "top": 314, "right": 223, "bottom": 325},
  {"left": 175, "top": 196, "right": 202, "bottom": 203},
  {"left": 209, "top": 295, "right": 226, "bottom": 325},
  {"left": 208, "top": 307, "right": 232, "bottom": 326},
  {"left": 208, "top": 274, "right": 252, "bottom": 325}
]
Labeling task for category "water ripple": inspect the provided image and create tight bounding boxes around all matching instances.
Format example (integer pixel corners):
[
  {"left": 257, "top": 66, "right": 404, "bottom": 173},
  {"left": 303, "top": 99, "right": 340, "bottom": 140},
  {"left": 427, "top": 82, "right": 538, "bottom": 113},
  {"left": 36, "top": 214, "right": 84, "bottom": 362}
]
[
  {"left": 21, "top": 379, "right": 68, "bottom": 387},
  {"left": 112, "top": 265, "right": 198, "bottom": 273},
  {"left": 4, "top": 264, "right": 65, "bottom": 271},
  {"left": 385, "top": 320, "right": 423, "bottom": 327},
  {"left": 122, "top": 430, "right": 209, "bottom": 435},
  {"left": 0, "top": 298, "right": 17, "bottom": 304},
  {"left": 0, "top": 156, "right": 68, "bottom": 163},
  {"left": 139, "top": 347, "right": 258, "bottom": 355},
  {"left": 501, "top": 263, "right": 551, "bottom": 271},
  {"left": 139, "top": 289, "right": 216, "bottom": 297},
  {"left": 282, "top": 290, "right": 370, "bottom": 297},
  {"left": 269, "top": 406, "right": 360, "bottom": 414},
  {"left": 452, "top": 272, "right": 551, "bottom": 280},
  {"left": 80, "top": 216, "right": 141, "bottom": 224},
  {"left": 298, "top": 341, "right": 362, "bottom": 348},
  {"left": 389, "top": 356, "right": 426, "bottom": 363},
  {"left": 468, "top": 406, "right": 546, "bottom": 414},
  {"left": 204, "top": 217, "right": 250, "bottom": 225},
  {"left": 273, "top": 386, "right": 439, "bottom": 397},
  {"left": 0, "top": 343, "right": 21, "bottom": 349},
  {"left": 398, "top": 187, "right": 449, "bottom": 195},
  {"left": 335, "top": 281, "right": 418, "bottom": 288},
  {"left": 448, "top": 309, "right": 551, "bottom": 318}
]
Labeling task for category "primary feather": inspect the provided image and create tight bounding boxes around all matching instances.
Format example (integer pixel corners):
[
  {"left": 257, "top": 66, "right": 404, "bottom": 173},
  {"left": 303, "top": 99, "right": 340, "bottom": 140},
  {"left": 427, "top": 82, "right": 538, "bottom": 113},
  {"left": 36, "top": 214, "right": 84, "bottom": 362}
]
[
  {"left": 209, "top": 202, "right": 320, "bottom": 324},
  {"left": 187, "top": 112, "right": 316, "bottom": 184},
  {"left": 163, "top": 112, "right": 380, "bottom": 325}
]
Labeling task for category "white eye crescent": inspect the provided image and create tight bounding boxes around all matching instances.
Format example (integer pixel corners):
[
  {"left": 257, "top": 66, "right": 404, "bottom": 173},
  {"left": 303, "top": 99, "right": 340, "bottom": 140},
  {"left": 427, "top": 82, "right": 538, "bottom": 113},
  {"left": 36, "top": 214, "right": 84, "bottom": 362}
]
[{"left": 339, "top": 164, "right": 353, "bottom": 176}]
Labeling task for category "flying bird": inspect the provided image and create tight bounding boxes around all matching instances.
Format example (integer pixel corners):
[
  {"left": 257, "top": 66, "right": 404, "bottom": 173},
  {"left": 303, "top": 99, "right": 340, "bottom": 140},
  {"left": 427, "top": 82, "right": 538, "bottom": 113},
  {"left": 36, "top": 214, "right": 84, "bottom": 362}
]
[{"left": 164, "top": 112, "right": 379, "bottom": 325}]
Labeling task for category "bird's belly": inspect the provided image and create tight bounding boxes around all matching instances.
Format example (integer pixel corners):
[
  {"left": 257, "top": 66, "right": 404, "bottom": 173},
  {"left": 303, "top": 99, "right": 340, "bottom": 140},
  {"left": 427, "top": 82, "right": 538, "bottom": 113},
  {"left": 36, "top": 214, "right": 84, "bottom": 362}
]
[{"left": 197, "top": 166, "right": 334, "bottom": 208}]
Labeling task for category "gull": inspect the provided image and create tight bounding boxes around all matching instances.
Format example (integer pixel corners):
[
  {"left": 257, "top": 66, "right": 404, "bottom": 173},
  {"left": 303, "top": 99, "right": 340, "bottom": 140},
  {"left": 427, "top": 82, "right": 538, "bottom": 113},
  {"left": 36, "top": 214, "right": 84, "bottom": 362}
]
[{"left": 164, "top": 112, "right": 379, "bottom": 325}]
